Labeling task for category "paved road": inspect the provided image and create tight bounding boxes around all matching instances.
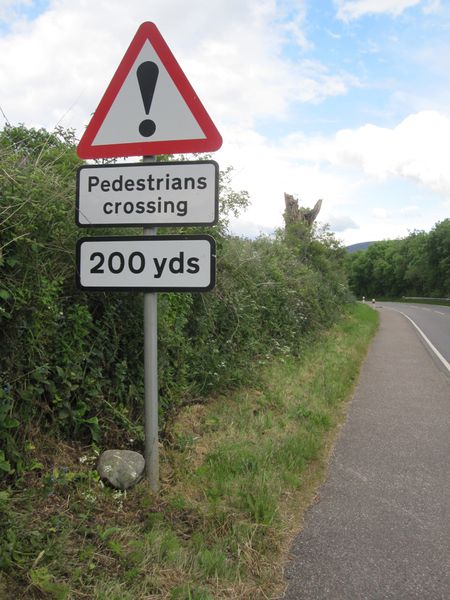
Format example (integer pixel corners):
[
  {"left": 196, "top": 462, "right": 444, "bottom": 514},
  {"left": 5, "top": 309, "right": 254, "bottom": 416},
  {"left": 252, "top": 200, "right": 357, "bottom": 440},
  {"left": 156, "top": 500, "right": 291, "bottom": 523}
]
[
  {"left": 380, "top": 302, "right": 450, "bottom": 369},
  {"left": 282, "top": 306, "right": 450, "bottom": 600}
]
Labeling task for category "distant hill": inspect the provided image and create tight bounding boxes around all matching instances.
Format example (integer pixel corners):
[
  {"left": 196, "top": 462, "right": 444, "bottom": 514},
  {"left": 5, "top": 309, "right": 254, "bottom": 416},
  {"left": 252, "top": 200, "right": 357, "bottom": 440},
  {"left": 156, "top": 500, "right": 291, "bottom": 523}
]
[{"left": 346, "top": 241, "right": 377, "bottom": 253}]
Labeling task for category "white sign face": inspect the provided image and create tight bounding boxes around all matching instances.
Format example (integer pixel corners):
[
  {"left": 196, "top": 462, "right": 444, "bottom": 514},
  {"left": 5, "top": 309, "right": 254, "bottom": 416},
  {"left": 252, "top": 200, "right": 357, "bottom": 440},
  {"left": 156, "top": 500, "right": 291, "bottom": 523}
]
[
  {"left": 76, "top": 235, "right": 215, "bottom": 291},
  {"left": 92, "top": 40, "right": 206, "bottom": 147},
  {"left": 76, "top": 161, "right": 218, "bottom": 227}
]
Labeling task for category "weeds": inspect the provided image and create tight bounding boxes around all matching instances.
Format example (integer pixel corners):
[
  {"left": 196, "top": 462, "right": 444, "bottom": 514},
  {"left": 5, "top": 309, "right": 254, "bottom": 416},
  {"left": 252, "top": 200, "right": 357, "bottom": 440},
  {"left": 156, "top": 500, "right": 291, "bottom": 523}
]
[{"left": 0, "top": 304, "right": 378, "bottom": 598}]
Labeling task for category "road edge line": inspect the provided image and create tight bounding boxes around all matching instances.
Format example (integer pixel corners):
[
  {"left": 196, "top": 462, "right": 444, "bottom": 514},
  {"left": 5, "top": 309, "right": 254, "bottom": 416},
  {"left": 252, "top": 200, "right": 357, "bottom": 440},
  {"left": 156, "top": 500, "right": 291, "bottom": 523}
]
[{"left": 398, "top": 310, "right": 450, "bottom": 374}]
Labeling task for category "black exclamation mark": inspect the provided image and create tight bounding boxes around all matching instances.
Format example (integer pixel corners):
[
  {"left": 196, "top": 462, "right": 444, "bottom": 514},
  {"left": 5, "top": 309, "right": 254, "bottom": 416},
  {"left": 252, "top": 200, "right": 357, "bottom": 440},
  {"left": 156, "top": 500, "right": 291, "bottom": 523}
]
[{"left": 137, "top": 61, "right": 159, "bottom": 137}]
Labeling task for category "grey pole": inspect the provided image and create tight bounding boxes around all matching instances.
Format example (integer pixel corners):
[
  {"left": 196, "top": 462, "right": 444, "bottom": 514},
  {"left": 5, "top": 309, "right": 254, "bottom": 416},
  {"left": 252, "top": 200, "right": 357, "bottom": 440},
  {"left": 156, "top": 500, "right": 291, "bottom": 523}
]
[{"left": 143, "top": 155, "right": 159, "bottom": 492}]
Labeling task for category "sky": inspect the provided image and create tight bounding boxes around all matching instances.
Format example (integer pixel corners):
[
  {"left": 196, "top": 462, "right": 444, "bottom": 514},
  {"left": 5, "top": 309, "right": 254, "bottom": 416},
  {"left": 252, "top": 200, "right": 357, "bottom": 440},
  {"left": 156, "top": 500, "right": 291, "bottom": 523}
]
[{"left": 1, "top": 0, "right": 450, "bottom": 245}]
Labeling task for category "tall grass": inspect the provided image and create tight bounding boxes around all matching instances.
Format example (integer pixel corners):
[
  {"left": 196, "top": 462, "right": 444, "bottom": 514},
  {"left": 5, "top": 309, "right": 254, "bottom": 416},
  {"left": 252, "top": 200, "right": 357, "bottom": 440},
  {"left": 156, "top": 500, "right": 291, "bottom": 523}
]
[{"left": 0, "top": 304, "right": 378, "bottom": 599}]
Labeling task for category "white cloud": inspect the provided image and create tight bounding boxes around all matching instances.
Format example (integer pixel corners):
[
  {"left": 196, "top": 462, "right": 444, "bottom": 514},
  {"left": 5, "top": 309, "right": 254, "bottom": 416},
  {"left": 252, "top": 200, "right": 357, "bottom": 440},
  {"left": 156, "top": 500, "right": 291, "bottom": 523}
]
[
  {"left": 399, "top": 205, "right": 419, "bottom": 214},
  {"left": 0, "top": 0, "right": 354, "bottom": 135},
  {"left": 279, "top": 111, "right": 450, "bottom": 197},
  {"left": 0, "top": 0, "right": 32, "bottom": 23},
  {"left": 218, "top": 122, "right": 365, "bottom": 239},
  {"left": 336, "top": 111, "right": 450, "bottom": 194},
  {"left": 372, "top": 208, "right": 388, "bottom": 219},
  {"left": 422, "top": 0, "right": 442, "bottom": 14},
  {"left": 327, "top": 215, "right": 360, "bottom": 232},
  {"left": 334, "top": 0, "right": 440, "bottom": 21},
  {"left": 228, "top": 219, "right": 275, "bottom": 238},
  {"left": 0, "top": 0, "right": 365, "bottom": 244},
  {"left": 228, "top": 109, "right": 450, "bottom": 244},
  {"left": 1, "top": 0, "right": 448, "bottom": 247}
]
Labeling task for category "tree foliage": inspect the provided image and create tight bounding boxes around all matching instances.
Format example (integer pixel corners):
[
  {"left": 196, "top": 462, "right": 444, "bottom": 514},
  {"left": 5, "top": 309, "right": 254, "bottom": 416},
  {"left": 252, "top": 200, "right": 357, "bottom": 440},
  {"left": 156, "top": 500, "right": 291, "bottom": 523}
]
[
  {"left": 347, "top": 222, "right": 450, "bottom": 298},
  {"left": 0, "top": 125, "right": 351, "bottom": 475}
]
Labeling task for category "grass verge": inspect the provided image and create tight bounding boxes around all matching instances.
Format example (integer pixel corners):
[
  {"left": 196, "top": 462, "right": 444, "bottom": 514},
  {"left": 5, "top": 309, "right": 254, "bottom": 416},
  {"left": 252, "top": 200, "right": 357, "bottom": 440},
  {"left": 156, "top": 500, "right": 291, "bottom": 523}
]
[{"left": 0, "top": 303, "right": 378, "bottom": 599}]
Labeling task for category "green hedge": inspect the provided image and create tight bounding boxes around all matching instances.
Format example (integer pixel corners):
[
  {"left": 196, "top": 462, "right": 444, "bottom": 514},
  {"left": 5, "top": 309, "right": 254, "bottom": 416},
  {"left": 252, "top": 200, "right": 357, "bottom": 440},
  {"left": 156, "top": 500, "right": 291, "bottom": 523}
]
[{"left": 0, "top": 125, "right": 351, "bottom": 475}]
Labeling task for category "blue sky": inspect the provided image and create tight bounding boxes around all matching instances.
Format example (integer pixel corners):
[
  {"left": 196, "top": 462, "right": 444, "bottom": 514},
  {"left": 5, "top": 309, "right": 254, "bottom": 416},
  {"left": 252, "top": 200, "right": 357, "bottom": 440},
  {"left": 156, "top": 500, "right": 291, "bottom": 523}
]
[
  {"left": 0, "top": 0, "right": 49, "bottom": 32},
  {"left": 1, "top": 0, "right": 449, "bottom": 244},
  {"left": 263, "top": 1, "right": 450, "bottom": 134}
]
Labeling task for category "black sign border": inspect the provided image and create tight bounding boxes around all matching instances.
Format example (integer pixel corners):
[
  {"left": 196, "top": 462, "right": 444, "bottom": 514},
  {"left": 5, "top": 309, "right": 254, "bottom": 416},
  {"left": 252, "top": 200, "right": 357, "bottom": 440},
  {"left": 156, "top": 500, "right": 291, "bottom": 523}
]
[
  {"left": 75, "top": 160, "right": 219, "bottom": 228},
  {"left": 76, "top": 234, "right": 216, "bottom": 292}
]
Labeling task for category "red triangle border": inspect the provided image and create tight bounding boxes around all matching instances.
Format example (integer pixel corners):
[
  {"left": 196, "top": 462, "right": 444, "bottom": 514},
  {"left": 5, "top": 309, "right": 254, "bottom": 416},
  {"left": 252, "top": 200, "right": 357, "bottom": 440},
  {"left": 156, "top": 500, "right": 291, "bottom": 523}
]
[{"left": 77, "top": 22, "right": 222, "bottom": 159}]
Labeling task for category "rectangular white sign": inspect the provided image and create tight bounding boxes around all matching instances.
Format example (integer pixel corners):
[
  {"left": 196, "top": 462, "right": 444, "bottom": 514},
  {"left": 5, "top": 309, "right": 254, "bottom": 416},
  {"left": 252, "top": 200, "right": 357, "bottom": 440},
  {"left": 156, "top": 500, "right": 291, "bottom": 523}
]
[
  {"left": 76, "top": 160, "right": 218, "bottom": 227},
  {"left": 76, "top": 235, "right": 216, "bottom": 291}
]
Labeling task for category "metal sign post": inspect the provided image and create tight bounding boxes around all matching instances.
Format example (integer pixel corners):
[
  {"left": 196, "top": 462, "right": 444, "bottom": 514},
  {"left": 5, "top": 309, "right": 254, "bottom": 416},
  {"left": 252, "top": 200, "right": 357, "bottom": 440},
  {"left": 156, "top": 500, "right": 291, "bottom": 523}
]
[
  {"left": 143, "top": 236, "right": 158, "bottom": 491},
  {"left": 143, "top": 156, "right": 158, "bottom": 492}
]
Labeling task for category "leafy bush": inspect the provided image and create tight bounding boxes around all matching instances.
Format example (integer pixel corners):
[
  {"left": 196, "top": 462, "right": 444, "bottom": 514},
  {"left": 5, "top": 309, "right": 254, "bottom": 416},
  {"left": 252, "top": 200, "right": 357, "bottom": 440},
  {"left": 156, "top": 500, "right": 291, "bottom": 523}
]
[{"left": 0, "top": 125, "right": 350, "bottom": 475}]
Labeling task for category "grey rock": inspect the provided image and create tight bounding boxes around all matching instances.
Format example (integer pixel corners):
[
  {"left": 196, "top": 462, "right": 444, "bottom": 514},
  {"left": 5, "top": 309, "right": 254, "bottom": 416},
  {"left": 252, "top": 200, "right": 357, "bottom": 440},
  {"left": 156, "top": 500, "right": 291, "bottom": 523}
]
[{"left": 97, "top": 449, "right": 145, "bottom": 490}]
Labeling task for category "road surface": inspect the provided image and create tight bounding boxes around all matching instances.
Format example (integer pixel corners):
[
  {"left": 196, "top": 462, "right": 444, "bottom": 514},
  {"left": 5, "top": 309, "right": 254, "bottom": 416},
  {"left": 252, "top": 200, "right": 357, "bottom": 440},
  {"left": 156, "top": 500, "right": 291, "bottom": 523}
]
[
  {"left": 282, "top": 305, "right": 450, "bottom": 600},
  {"left": 380, "top": 301, "right": 450, "bottom": 371}
]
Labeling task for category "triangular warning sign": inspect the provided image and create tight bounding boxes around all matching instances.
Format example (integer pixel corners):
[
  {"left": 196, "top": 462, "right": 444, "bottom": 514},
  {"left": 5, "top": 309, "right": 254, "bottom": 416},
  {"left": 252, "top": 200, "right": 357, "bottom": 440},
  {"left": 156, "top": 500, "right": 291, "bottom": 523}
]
[{"left": 77, "top": 22, "right": 222, "bottom": 159}]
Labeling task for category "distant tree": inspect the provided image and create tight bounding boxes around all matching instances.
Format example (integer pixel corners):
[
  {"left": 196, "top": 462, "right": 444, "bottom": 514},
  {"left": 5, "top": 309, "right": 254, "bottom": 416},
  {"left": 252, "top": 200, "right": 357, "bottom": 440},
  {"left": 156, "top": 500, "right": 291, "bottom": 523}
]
[
  {"left": 402, "top": 231, "right": 429, "bottom": 295},
  {"left": 346, "top": 221, "right": 450, "bottom": 298},
  {"left": 426, "top": 219, "right": 450, "bottom": 295}
]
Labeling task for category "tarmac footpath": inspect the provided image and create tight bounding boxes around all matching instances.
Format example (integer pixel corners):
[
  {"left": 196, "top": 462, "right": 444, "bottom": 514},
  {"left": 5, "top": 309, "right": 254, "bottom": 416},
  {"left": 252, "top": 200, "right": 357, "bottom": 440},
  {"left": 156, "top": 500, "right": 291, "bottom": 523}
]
[{"left": 282, "top": 306, "right": 450, "bottom": 600}]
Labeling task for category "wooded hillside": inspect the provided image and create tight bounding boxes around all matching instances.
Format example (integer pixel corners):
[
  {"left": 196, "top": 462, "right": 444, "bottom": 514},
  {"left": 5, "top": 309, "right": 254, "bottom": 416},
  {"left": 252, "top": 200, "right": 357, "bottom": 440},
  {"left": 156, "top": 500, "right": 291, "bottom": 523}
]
[{"left": 347, "top": 223, "right": 450, "bottom": 299}]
